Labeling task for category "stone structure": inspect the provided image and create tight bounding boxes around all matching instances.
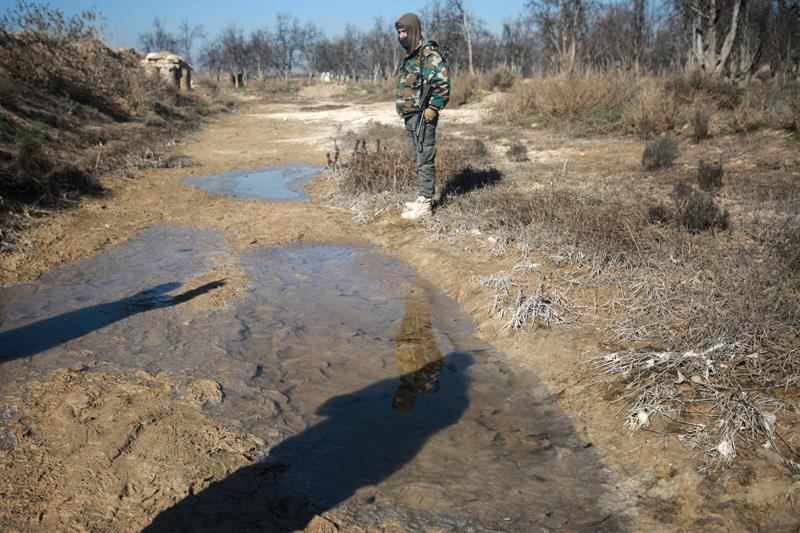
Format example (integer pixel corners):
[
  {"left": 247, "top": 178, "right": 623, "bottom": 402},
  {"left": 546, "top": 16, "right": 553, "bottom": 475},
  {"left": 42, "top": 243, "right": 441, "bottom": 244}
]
[{"left": 140, "top": 51, "right": 192, "bottom": 90}]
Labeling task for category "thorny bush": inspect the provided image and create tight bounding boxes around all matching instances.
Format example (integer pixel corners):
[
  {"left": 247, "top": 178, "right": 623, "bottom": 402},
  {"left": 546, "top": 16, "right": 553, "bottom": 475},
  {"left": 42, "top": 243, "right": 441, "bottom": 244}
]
[
  {"left": 697, "top": 160, "right": 724, "bottom": 192},
  {"left": 426, "top": 168, "right": 797, "bottom": 467},
  {"left": 642, "top": 137, "right": 678, "bottom": 170}
]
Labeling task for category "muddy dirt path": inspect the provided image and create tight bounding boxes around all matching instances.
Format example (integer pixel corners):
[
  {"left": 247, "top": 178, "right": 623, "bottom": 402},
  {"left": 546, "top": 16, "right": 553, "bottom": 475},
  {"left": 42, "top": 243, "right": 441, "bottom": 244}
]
[{"left": 1, "top": 88, "right": 796, "bottom": 531}]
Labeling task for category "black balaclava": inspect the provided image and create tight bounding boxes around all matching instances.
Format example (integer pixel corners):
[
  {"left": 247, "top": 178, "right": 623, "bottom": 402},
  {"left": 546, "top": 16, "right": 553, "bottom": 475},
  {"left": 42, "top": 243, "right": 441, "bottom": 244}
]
[{"left": 395, "top": 12, "right": 422, "bottom": 53}]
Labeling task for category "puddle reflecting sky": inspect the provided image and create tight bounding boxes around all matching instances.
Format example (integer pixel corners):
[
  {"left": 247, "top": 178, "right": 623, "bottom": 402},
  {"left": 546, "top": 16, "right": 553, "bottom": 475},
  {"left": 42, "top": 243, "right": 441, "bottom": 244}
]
[
  {"left": 183, "top": 164, "right": 322, "bottom": 200},
  {"left": 0, "top": 225, "right": 620, "bottom": 530}
]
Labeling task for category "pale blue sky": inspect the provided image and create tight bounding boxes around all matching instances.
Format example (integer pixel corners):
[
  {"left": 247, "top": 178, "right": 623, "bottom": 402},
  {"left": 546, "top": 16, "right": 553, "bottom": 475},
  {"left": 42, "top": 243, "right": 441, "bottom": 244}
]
[{"left": 0, "top": 1, "right": 528, "bottom": 48}]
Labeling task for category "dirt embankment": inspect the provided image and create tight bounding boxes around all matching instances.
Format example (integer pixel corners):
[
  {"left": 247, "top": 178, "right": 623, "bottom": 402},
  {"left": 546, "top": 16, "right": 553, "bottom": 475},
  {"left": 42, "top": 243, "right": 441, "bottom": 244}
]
[
  {"left": 1, "top": 85, "right": 798, "bottom": 531},
  {"left": 0, "top": 30, "right": 227, "bottom": 253}
]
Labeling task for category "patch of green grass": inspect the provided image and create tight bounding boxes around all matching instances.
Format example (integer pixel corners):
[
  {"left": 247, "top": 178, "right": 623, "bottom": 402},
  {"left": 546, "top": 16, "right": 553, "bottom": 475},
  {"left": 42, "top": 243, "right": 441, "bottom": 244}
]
[
  {"left": 578, "top": 104, "right": 627, "bottom": 131},
  {"left": 470, "top": 89, "right": 489, "bottom": 104}
]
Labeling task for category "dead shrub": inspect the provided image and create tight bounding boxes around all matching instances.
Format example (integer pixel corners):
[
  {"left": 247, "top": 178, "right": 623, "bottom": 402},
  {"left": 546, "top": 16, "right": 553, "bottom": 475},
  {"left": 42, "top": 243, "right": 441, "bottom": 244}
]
[
  {"left": 489, "top": 82, "right": 537, "bottom": 125},
  {"left": 647, "top": 203, "right": 671, "bottom": 224},
  {"left": 438, "top": 185, "right": 648, "bottom": 259},
  {"left": 531, "top": 71, "right": 635, "bottom": 125},
  {"left": 486, "top": 65, "right": 517, "bottom": 92},
  {"left": 729, "top": 81, "right": 798, "bottom": 132},
  {"left": 450, "top": 74, "right": 480, "bottom": 107},
  {"left": 671, "top": 180, "right": 729, "bottom": 233},
  {"left": 3, "top": 139, "right": 101, "bottom": 204},
  {"left": 665, "top": 71, "right": 741, "bottom": 110},
  {"left": 629, "top": 84, "right": 676, "bottom": 138},
  {"left": 334, "top": 139, "right": 416, "bottom": 194},
  {"left": 491, "top": 72, "right": 633, "bottom": 130},
  {"left": 46, "top": 166, "right": 102, "bottom": 196},
  {"left": 790, "top": 86, "right": 800, "bottom": 131},
  {"left": 642, "top": 137, "right": 678, "bottom": 170},
  {"left": 331, "top": 135, "right": 494, "bottom": 197},
  {"left": 9, "top": 138, "right": 55, "bottom": 190},
  {"left": 697, "top": 160, "right": 724, "bottom": 192},
  {"left": 506, "top": 142, "right": 529, "bottom": 162},
  {"left": 691, "top": 109, "right": 710, "bottom": 142}
]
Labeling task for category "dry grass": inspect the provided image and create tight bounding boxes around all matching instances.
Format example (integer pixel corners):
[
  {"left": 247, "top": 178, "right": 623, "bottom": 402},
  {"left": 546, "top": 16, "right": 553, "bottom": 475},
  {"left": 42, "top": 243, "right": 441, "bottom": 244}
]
[
  {"left": 629, "top": 83, "right": 677, "bottom": 138},
  {"left": 489, "top": 70, "right": 799, "bottom": 139},
  {"left": 450, "top": 74, "right": 481, "bottom": 107},
  {"left": 322, "top": 69, "right": 800, "bottom": 469},
  {"left": 419, "top": 151, "right": 799, "bottom": 467},
  {"left": 486, "top": 65, "right": 517, "bottom": 92},
  {"left": 490, "top": 71, "right": 635, "bottom": 131},
  {"left": 0, "top": 28, "right": 212, "bottom": 244}
]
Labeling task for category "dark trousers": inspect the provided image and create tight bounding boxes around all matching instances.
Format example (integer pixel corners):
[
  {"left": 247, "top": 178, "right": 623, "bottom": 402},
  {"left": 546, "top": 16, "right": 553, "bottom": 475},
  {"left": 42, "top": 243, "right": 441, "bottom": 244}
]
[{"left": 403, "top": 114, "right": 437, "bottom": 199}]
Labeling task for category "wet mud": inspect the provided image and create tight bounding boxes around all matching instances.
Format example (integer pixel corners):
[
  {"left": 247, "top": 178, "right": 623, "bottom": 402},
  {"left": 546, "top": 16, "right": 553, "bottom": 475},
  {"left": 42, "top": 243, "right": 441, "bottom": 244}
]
[{"left": 0, "top": 225, "right": 620, "bottom": 530}]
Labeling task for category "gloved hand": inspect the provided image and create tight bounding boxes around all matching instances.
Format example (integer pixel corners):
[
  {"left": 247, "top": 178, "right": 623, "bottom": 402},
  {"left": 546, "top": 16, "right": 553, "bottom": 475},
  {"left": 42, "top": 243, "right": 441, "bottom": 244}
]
[{"left": 423, "top": 107, "right": 438, "bottom": 123}]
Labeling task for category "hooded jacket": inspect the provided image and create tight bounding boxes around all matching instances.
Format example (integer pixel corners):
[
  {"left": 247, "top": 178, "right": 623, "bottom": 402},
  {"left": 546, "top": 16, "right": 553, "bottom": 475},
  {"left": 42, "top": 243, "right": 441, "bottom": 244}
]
[{"left": 395, "top": 13, "right": 450, "bottom": 117}]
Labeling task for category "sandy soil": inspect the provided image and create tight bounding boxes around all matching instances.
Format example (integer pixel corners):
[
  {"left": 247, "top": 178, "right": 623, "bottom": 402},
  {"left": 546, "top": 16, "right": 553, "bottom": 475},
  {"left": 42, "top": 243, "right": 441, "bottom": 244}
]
[{"left": 1, "top": 85, "right": 798, "bottom": 531}]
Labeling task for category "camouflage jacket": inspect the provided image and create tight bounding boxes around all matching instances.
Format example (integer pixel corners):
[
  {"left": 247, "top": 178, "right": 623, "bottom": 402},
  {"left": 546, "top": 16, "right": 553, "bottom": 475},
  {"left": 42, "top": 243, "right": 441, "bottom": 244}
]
[{"left": 396, "top": 39, "right": 450, "bottom": 117}]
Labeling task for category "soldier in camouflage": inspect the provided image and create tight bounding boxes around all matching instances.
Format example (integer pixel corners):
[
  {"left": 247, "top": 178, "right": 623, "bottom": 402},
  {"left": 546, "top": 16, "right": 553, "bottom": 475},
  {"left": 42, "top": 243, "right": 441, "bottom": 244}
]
[{"left": 395, "top": 12, "right": 450, "bottom": 220}]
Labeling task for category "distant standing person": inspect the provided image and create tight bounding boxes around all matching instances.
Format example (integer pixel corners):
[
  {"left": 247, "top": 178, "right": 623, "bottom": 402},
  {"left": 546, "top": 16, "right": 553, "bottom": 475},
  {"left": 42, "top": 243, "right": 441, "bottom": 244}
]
[{"left": 395, "top": 12, "right": 450, "bottom": 220}]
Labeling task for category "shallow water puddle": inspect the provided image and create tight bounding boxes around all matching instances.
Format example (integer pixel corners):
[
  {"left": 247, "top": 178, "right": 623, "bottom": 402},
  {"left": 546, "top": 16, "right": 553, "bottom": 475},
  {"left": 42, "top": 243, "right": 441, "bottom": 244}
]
[
  {"left": 0, "top": 225, "right": 618, "bottom": 530},
  {"left": 183, "top": 164, "right": 322, "bottom": 200}
]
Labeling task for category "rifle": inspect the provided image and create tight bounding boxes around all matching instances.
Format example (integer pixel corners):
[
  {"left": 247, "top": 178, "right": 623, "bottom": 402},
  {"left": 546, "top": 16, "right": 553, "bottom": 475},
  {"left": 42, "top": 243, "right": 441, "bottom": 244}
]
[{"left": 413, "top": 82, "right": 434, "bottom": 152}]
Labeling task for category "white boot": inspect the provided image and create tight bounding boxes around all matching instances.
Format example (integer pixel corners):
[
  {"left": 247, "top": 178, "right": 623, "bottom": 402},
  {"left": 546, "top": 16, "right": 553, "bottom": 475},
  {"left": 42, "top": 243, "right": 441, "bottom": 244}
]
[
  {"left": 401, "top": 197, "right": 432, "bottom": 220},
  {"left": 404, "top": 196, "right": 427, "bottom": 209}
]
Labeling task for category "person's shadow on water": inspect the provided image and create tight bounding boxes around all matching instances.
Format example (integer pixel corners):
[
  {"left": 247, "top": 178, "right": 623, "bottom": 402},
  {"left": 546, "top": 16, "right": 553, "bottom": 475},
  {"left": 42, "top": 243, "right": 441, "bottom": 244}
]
[
  {"left": 146, "top": 286, "right": 471, "bottom": 532},
  {"left": 0, "top": 280, "right": 227, "bottom": 362}
]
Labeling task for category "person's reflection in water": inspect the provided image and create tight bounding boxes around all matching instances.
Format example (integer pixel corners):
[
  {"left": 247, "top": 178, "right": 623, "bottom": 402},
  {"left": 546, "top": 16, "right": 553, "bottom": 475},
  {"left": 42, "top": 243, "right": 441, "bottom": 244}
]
[
  {"left": 145, "top": 284, "right": 471, "bottom": 532},
  {"left": 392, "top": 285, "right": 443, "bottom": 412}
]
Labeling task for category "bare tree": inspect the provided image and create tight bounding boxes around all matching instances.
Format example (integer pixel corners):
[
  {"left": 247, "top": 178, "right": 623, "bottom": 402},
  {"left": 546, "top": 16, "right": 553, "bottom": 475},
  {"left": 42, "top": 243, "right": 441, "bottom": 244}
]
[
  {"left": 0, "top": 0, "right": 99, "bottom": 42},
  {"left": 363, "top": 17, "right": 395, "bottom": 83},
  {"left": 583, "top": 1, "right": 652, "bottom": 72},
  {"left": 501, "top": 17, "right": 537, "bottom": 74},
  {"left": 450, "top": 0, "right": 474, "bottom": 74},
  {"left": 138, "top": 18, "right": 178, "bottom": 53},
  {"left": 633, "top": 0, "right": 647, "bottom": 73},
  {"left": 199, "top": 39, "right": 224, "bottom": 83},
  {"left": 274, "top": 13, "right": 305, "bottom": 82},
  {"left": 297, "top": 22, "right": 323, "bottom": 81},
  {"left": 422, "top": 0, "right": 463, "bottom": 71},
  {"left": 681, "top": 0, "right": 744, "bottom": 76},
  {"left": 249, "top": 28, "right": 273, "bottom": 81},
  {"left": 176, "top": 20, "right": 205, "bottom": 64},
  {"left": 526, "top": 0, "right": 589, "bottom": 71},
  {"left": 218, "top": 24, "right": 248, "bottom": 87}
]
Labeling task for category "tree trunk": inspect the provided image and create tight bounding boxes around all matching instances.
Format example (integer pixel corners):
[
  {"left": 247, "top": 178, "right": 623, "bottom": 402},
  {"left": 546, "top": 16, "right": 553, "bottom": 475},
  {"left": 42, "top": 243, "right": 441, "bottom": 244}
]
[
  {"left": 688, "top": 0, "right": 743, "bottom": 77},
  {"left": 458, "top": 1, "right": 474, "bottom": 75},
  {"left": 633, "top": 0, "right": 646, "bottom": 75},
  {"left": 715, "top": 0, "right": 742, "bottom": 75}
]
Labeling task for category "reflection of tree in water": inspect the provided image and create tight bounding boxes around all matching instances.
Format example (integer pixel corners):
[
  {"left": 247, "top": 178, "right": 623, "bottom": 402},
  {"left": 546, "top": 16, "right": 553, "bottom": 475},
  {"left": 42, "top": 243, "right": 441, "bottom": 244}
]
[{"left": 392, "top": 286, "right": 443, "bottom": 412}]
